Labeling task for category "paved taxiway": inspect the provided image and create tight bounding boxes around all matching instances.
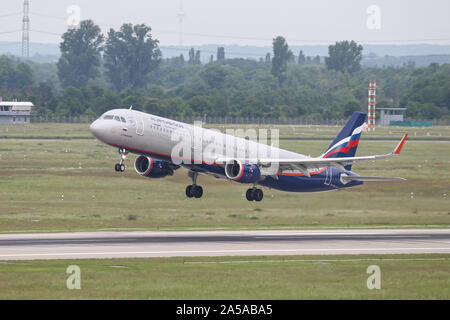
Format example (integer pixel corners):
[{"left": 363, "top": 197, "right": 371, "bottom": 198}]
[{"left": 0, "top": 229, "right": 449, "bottom": 260}]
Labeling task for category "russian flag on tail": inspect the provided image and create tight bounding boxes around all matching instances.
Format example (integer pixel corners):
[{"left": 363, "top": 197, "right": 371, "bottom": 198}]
[{"left": 321, "top": 112, "right": 367, "bottom": 170}]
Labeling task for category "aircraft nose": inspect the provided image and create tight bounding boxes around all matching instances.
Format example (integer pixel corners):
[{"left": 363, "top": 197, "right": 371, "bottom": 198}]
[{"left": 89, "top": 120, "right": 101, "bottom": 138}]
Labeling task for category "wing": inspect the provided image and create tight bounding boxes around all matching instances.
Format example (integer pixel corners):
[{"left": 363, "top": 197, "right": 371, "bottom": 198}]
[{"left": 215, "top": 134, "right": 408, "bottom": 177}]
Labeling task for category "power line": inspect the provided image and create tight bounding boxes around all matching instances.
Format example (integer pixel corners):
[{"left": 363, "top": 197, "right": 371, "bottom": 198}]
[
  {"left": 20, "top": 11, "right": 450, "bottom": 44},
  {"left": 30, "top": 29, "right": 62, "bottom": 36},
  {"left": 0, "top": 29, "right": 22, "bottom": 35},
  {"left": 0, "top": 12, "right": 22, "bottom": 19},
  {"left": 29, "top": 11, "right": 65, "bottom": 21}
]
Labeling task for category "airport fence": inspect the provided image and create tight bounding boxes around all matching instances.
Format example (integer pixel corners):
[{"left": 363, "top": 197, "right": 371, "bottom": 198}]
[{"left": 29, "top": 115, "right": 450, "bottom": 126}]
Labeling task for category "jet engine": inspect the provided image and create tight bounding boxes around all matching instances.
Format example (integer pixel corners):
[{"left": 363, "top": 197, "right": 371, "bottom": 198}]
[
  {"left": 224, "top": 159, "right": 261, "bottom": 183},
  {"left": 134, "top": 155, "right": 174, "bottom": 179}
]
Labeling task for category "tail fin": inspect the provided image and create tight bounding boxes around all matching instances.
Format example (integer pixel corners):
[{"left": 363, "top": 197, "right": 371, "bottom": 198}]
[{"left": 321, "top": 112, "right": 366, "bottom": 170}]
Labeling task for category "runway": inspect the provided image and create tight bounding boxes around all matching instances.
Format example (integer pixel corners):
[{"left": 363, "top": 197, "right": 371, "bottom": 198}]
[{"left": 0, "top": 229, "right": 449, "bottom": 260}]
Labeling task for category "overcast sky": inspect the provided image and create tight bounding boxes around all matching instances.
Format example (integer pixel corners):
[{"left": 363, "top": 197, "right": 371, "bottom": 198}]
[{"left": 1, "top": 0, "right": 449, "bottom": 46}]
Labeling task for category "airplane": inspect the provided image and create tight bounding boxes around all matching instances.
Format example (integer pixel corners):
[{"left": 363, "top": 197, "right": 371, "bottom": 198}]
[{"left": 89, "top": 109, "right": 407, "bottom": 201}]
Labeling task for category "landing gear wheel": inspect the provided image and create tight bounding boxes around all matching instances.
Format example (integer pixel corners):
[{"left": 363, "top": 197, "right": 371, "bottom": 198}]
[
  {"left": 115, "top": 163, "right": 125, "bottom": 172},
  {"left": 246, "top": 188, "right": 255, "bottom": 201},
  {"left": 246, "top": 188, "right": 263, "bottom": 201},
  {"left": 186, "top": 185, "right": 194, "bottom": 198},
  {"left": 115, "top": 148, "right": 128, "bottom": 172},
  {"left": 186, "top": 185, "right": 203, "bottom": 198},
  {"left": 254, "top": 189, "right": 263, "bottom": 202},
  {"left": 193, "top": 186, "right": 203, "bottom": 198}
]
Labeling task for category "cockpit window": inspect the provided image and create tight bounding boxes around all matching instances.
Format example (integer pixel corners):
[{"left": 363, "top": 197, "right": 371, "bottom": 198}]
[
  {"left": 104, "top": 115, "right": 114, "bottom": 120},
  {"left": 114, "top": 116, "right": 121, "bottom": 122},
  {"left": 120, "top": 117, "right": 126, "bottom": 123}
]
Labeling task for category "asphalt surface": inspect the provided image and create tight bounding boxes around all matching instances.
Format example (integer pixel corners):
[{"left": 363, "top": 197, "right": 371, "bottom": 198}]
[{"left": 0, "top": 229, "right": 449, "bottom": 260}]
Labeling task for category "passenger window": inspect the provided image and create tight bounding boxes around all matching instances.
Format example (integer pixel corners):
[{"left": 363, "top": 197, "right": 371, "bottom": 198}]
[{"left": 104, "top": 115, "right": 114, "bottom": 120}]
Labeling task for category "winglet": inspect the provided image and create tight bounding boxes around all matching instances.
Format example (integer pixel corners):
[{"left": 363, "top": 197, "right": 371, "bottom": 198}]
[{"left": 394, "top": 133, "right": 408, "bottom": 155}]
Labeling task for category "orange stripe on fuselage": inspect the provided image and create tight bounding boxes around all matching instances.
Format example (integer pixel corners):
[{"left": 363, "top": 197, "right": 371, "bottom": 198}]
[{"left": 277, "top": 167, "right": 326, "bottom": 177}]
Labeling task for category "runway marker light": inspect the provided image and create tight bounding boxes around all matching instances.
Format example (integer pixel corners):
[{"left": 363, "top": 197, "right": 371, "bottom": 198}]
[{"left": 410, "top": 192, "right": 414, "bottom": 199}]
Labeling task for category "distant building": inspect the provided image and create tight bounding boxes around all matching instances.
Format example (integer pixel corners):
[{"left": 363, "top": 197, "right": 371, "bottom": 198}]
[
  {"left": 378, "top": 108, "right": 406, "bottom": 126},
  {"left": 0, "top": 101, "right": 34, "bottom": 124}
]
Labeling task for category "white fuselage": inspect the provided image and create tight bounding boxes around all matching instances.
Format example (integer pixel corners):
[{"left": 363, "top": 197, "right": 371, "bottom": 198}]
[{"left": 90, "top": 109, "right": 308, "bottom": 174}]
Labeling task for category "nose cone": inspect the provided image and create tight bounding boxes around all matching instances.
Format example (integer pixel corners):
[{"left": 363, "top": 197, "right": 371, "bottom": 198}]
[{"left": 89, "top": 120, "right": 101, "bottom": 139}]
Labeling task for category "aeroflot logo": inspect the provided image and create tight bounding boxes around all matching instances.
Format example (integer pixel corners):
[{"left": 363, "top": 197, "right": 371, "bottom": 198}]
[{"left": 170, "top": 121, "right": 279, "bottom": 169}]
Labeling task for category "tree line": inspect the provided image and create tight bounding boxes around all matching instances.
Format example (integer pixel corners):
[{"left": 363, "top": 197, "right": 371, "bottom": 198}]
[{"left": 0, "top": 19, "right": 448, "bottom": 121}]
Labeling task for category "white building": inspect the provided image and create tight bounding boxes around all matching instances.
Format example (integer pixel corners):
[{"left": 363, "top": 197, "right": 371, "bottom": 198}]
[
  {"left": 0, "top": 101, "right": 34, "bottom": 124},
  {"left": 378, "top": 108, "right": 406, "bottom": 126}
]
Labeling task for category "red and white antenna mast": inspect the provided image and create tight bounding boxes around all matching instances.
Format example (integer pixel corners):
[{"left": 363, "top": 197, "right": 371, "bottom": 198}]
[{"left": 367, "top": 79, "right": 376, "bottom": 132}]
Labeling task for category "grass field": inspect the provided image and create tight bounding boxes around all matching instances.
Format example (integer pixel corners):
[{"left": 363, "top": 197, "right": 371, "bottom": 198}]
[
  {"left": 0, "top": 123, "right": 449, "bottom": 301},
  {"left": 0, "top": 254, "right": 448, "bottom": 299},
  {"left": 0, "top": 123, "right": 449, "bottom": 232},
  {"left": 0, "top": 122, "right": 449, "bottom": 140}
]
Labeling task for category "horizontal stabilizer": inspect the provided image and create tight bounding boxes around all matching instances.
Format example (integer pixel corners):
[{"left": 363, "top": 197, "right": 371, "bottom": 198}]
[{"left": 341, "top": 175, "right": 406, "bottom": 183}]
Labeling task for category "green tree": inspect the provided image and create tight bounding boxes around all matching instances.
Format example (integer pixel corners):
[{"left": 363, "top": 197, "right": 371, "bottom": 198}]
[
  {"left": 188, "top": 48, "right": 195, "bottom": 65},
  {"left": 298, "top": 50, "right": 306, "bottom": 65},
  {"left": 325, "top": 40, "right": 363, "bottom": 73},
  {"left": 56, "top": 86, "right": 85, "bottom": 116},
  {"left": 195, "top": 50, "right": 201, "bottom": 65},
  {"left": 200, "top": 64, "right": 229, "bottom": 89},
  {"left": 217, "top": 47, "right": 225, "bottom": 61},
  {"left": 0, "top": 55, "right": 13, "bottom": 90},
  {"left": 10, "top": 63, "right": 33, "bottom": 89},
  {"left": 57, "top": 20, "right": 104, "bottom": 87},
  {"left": 342, "top": 99, "right": 362, "bottom": 117},
  {"left": 104, "top": 23, "right": 161, "bottom": 90},
  {"left": 271, "top": 36, "right": 293, "bottom": 85}
]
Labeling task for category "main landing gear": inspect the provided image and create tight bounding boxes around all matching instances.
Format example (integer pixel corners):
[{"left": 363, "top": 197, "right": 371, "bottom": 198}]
[
  {"left": 114, "top": 148, "right": 127, "bottom": 172},
  {"left": 246, "top": 187, "right": 263, "bottom": 202},
  {"left": 186, "top": 171, "right": 203, "bottom": 199}
]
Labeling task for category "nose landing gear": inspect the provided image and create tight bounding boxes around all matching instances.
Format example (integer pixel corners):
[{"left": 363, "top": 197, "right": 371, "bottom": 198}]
[{"left": 114, "top": 148, "right": 128, "bottom": 172}]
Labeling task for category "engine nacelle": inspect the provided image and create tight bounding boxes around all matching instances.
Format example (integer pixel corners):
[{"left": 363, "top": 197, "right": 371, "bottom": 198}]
[
  {"left": 134, "top": 155, "right": 173, "bottom": 179},
  {"left": 224, "top": 159, "right": 261, "bottom": 183}
]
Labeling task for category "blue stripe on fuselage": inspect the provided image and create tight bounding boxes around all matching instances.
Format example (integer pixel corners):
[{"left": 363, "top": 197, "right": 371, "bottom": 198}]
[{"left": 119, "top": 144, "right": 363, "bottom": 193}]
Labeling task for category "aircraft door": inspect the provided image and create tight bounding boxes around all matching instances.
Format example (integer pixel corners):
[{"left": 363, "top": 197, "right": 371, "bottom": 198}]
[
  {"left": 324, "top": 167, "right": 332, "bottom": 185},
  {"left": 135, "top": 113, "right": 144, "bottom": 136}
]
